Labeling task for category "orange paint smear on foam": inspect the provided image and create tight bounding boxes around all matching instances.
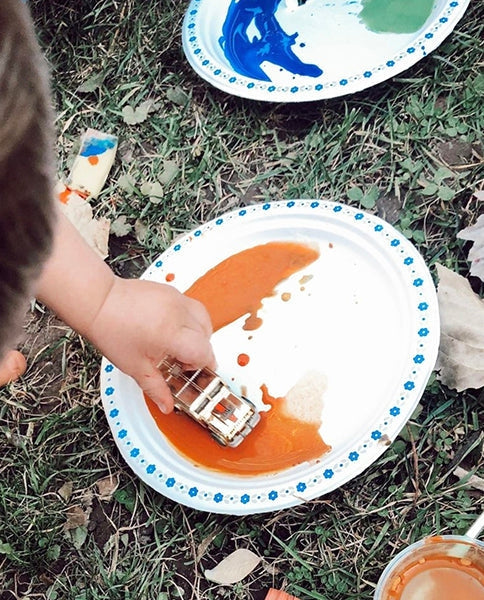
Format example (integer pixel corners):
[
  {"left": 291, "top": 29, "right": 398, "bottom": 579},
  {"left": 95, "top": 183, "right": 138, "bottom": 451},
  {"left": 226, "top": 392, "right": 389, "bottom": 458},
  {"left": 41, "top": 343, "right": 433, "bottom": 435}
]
[{"left": 145, "top": 241, "right": 331, "bottom": 475}]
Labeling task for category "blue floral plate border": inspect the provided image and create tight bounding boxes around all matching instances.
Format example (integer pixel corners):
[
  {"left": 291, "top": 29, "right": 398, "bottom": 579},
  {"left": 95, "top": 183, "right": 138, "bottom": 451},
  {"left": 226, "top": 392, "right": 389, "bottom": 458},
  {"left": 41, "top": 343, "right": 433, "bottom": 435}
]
[
  {"left": 100, "top": 200, "right": 440, "bottom": 514},
  {"left": 182, "top": 0, "right": 470, "bottom": 102}
]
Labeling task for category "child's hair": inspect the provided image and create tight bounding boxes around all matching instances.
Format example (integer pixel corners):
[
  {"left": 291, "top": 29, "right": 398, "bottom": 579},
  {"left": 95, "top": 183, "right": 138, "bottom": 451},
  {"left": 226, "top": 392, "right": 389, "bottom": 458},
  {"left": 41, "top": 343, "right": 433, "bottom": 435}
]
[{"left": 0, "top": 0, "right": 56, "bottom": 360}]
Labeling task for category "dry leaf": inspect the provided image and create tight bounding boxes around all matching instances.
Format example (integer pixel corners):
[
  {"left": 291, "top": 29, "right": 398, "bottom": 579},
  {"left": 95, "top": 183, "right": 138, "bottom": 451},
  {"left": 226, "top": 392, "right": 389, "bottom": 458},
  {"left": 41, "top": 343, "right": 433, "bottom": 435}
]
[
  {"left": 60, "top": 193, "right": 110, "bottom": 259},
  {"left": 57, "top": 481, "right": 74, "bottom": 502},
  {"left": 122, "top": 100, "right": 158, "bottom": 125},
  {"left": 453, "top": 466, "right": 484, "bottom": 492},
  {"left": 64, "top": 505, "right": 89, "bottom": 531},
  {"left": 95, "top": 474, "right": 119, "bottom": 502},
  {"left": 111, "top": 215, "right": 132, "bottom": 237},
  {"left": 435, "top": 264, "right": 484, "bottom": 391},
  {"left": 457, "top": 214, "right": 484, "bottom": 282},
  {"left": 204, "top": 548, "right": 261, "bottom": 585},
  {"left": 134, "top": 219, "right": 148, "bottom": 243},
  {"left": 158, "top": 160, "right": 179, "bottom": 185},
  {"left": 77, "top": 71, "right": 105, "bottom": 93}
]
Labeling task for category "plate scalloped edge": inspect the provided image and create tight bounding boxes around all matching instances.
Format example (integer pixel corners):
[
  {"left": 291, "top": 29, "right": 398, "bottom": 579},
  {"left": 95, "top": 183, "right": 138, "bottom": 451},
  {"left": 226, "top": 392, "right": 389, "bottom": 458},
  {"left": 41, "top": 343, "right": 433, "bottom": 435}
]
[{"left": 100, "top": 200, "right": 440, "bottom": 514}]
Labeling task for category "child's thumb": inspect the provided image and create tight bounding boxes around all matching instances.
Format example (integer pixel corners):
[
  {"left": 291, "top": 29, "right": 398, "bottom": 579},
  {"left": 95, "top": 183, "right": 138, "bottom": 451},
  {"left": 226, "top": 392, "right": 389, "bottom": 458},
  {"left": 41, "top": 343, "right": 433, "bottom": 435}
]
[{"left": 136, "top": 364, "right": 174, "bottom": 414}]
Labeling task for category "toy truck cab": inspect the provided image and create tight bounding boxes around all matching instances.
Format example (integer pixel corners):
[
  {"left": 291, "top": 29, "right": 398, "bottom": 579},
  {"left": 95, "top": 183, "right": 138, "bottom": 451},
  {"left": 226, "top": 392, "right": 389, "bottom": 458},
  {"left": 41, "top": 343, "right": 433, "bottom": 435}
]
[{"left": 161, "top": 360, "right": 260, "bottom": 447}]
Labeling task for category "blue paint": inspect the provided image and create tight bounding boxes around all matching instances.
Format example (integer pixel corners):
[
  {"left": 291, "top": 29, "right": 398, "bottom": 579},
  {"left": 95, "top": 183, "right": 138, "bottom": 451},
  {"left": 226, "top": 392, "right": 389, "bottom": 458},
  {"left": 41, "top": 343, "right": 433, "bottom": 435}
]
[
  {"left": 80, "top": 136, "right": 117, "bottom": 157},
  {"left": 219, "top": 0, "right": 322, "bottom": 82}
]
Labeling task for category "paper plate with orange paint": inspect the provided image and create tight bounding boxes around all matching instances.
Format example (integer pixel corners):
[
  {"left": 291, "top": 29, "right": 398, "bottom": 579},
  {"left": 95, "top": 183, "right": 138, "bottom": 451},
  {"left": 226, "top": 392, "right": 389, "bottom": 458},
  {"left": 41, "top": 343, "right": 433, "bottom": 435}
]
[{"left": 100, "top": 200, "right": 440, "bottom": 514}]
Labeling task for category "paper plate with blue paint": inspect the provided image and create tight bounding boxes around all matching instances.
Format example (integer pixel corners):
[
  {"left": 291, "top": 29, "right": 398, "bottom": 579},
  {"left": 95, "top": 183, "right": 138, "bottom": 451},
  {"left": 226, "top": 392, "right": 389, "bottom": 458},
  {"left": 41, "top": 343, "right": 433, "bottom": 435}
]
[
  {"left": 100, "top": 200, "right": 440, "bottom": 514},
  {"left": 182, "top": 0, "right": 470, "bottom": 102}
]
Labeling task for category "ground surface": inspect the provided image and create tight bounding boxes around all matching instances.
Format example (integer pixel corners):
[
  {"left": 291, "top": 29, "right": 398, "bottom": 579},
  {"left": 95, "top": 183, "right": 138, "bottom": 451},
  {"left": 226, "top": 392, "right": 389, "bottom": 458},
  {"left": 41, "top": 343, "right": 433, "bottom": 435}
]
[{"left": 0, "top": 1, "right": 483, "bottom": 599}]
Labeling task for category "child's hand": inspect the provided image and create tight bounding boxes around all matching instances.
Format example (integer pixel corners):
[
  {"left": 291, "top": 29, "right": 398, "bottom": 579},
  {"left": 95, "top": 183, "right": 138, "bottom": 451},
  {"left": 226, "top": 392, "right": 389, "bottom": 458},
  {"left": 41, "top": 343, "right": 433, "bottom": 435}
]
[
  {"left": 0, "top": 350, "right": 27, "bottom": 387},
  {"left": 87, "top": 277, "right": 215, "bottom": 414}
]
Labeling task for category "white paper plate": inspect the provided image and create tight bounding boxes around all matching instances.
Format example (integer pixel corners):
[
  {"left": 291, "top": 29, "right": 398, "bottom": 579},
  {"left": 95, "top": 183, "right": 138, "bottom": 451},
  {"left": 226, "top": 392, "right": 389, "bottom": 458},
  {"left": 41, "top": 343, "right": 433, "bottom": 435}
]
[
  {"left": 101, "top": 200, "right": 439, "bottom": 514},
  {"left": 182, "top": 0, "right": 470, "bottom": 102}
]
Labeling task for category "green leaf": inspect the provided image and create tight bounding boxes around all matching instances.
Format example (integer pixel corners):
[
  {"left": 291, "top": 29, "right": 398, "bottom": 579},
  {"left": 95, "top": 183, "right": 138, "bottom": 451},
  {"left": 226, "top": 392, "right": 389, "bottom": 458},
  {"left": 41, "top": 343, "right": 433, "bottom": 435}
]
[
  {"left": 401, "top": 158, "right": 423, "bottom": 174},
  {"left": 473, "top": 73, "right": 484, "bottom": 95},
  {"left": 434, "top": 166, "right": 455, "bottom": 185},
  {"left": 420, "top": 182, "right": 439, "bottom": 196},
  {"left": 438, "top": 185, "right": 456, "bottom": 201},
  {"left": 347, "top": 187, "right": 363, "bottom": 202},
  {"left": 68, "top": 526, "right": 88, "bottom": 550},
  {"left": 166, "top": 86, "right": 189, "bottom": 106},
  {"left": 47, "top": 544, "right": 61, "bottom": 561},
  {"left": 77, "top": 71, "right": 105, "bottom": 93},
  {"left": 411, "top": 229, "right": 426, "bottom": 244},
  {"left": 361, "top": 186, "right": 379, "bottom": 209},
  {"left": 0, "top": 541, "right": 13, "bottom": 555},
  {"left": 113, "top": 487, "right": 136, "bottom": 513}
]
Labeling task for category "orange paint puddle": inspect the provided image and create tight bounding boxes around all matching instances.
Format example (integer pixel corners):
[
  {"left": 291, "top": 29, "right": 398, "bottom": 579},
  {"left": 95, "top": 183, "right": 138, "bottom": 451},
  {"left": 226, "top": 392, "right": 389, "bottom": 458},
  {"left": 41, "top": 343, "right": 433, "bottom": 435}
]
[
  {"left": 385, "top": 553, "right": 484, "bottom": 600},
  {"left": 146, "top": 240, "right": 331, "bottom": 475},
  {"left": 184, "top": 241, "right": 319, "bottom": 331},
  {"left": 146, "top": 384, "right": 329, "bottom": 475}
]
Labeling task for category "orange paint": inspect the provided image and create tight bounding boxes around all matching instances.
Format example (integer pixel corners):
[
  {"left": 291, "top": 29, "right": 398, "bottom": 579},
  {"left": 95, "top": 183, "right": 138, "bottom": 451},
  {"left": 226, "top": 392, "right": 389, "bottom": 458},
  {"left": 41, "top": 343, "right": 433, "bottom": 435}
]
[
  {"left": 237, "top": 353, "right": 250, "bottom": 366},
  {"left": 165, "top": 273, "right": 175, "bottom": 282},
  {"left": 184, "top": 241, "right": 319, "bottom": 331},
  {"left": 58, "top": 186, "right": 72, "bottom": 204},
  {"left": 384, "top": 553, "right": 484, "bottom": 600},
  {"left": 88, "top": 155, "right": 99, "bottom": 165},
  {"left": 265, "top": 589, "right": 300, "bottom": 600},
  {"left": 146, "top": 384, "right": 329, "bottom": 475},
  {"left": 58, "top": 186, "right": 89, "bottom": 204},
  {"left": 145, "top": 241, "right": 330, "bottom": 475}
]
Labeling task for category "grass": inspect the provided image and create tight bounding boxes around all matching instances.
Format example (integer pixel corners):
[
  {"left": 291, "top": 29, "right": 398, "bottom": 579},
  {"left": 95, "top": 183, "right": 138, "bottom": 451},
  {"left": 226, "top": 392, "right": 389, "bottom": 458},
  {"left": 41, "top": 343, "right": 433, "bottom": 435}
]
[{"left": 1, "top": 0, "right": 483, "bottom": 598}]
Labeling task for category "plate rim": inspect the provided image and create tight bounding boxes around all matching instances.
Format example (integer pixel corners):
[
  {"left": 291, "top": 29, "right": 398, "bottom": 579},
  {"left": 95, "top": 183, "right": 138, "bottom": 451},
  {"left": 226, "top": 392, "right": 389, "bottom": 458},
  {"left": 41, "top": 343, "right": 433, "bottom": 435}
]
[
  {"left": 182, "top": 0, "right": 470, "bottom": 102},
  {"left": 101, "top": 199, "right": 440, "bottom": 514}
]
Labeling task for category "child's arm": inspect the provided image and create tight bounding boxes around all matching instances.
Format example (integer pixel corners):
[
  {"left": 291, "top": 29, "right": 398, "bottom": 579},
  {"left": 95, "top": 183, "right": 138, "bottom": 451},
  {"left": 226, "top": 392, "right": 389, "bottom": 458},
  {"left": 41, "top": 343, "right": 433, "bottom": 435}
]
[{"left": 35, "top": 208, "right": 215, "bottom": 413}]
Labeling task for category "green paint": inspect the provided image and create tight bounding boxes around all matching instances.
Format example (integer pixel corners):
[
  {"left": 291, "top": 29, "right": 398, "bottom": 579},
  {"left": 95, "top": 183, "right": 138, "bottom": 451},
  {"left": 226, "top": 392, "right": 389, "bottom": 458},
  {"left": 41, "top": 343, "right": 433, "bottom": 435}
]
[{"left": 359, "top": 0, "right": 435, "bottom": 34}]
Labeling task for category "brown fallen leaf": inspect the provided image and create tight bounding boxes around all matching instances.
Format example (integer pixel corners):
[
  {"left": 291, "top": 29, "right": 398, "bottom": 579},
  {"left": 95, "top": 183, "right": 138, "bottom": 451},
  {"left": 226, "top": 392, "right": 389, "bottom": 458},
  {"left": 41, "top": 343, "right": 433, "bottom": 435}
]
[
  {"left": 435, "top": 264, "right": 484, "bottom": 392},
  {"left": 95, "top": 474, "right": 119, "bottom": 502},
  {"left": 64, "top": 505, "right": 89, "bottom": 531},
  {"left": 57, "top": 481, "right": 74, "bottom": 503},
  {"left": 60, "top": 191, "right": 110, "bottom": 259},
  {"left": 204, "top": 548, "right": 261, "bottom": 584},
  {"left": 457, "top": 214, "right": 484, "bottom": 283}
]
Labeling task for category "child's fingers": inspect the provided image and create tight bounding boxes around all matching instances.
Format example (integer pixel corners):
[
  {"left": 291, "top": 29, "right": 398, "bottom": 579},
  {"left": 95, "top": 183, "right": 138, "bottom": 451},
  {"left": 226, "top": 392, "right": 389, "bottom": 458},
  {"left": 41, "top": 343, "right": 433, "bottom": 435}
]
[
  {"left": 136, "top": 363, "right": 175, "bottom": 414},
  {"left": 0, "top": 350, "right": 27, "bottom": 386},
  {"left": 173, "top": 328, "right": 217, "bottom": 372}
]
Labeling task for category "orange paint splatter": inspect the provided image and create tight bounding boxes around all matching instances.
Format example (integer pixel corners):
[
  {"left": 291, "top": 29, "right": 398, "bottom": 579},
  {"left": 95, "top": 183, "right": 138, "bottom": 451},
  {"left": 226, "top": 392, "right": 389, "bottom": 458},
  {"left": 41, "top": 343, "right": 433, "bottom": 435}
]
[
  {"left": 165, "top": 273, "right": 175, "bottom": 282},
  {"left": 88, "top": 155, "right": 99, "bottom": 165},
  {"left": 58, "top": 187, "right": 72, "bottom": 204},
  {"left": 237, "top": 353, "right": 250, "bottom": 366}
]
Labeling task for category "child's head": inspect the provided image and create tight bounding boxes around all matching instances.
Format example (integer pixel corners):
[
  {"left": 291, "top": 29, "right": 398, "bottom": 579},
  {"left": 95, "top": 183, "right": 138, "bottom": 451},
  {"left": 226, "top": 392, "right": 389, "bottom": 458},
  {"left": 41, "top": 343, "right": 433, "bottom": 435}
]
[{"left": 0, "top": 0, "right": 56, "bottom": 360}]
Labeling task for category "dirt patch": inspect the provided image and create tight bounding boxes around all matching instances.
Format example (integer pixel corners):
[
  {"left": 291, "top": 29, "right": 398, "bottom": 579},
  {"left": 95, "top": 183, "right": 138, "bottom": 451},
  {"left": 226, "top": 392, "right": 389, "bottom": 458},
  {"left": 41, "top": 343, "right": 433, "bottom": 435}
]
[
  {"left": 437, "top": 139, "right": 474, "bottom": 165},
  {"left": 376, "top": 194, "right": 402, "bottom": 224},
  {"left": 18, "top": 309, "right": 72, "bottom": 403},
  {"left": 88, "top": 499, "right": 116, "bottom": 549}
]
